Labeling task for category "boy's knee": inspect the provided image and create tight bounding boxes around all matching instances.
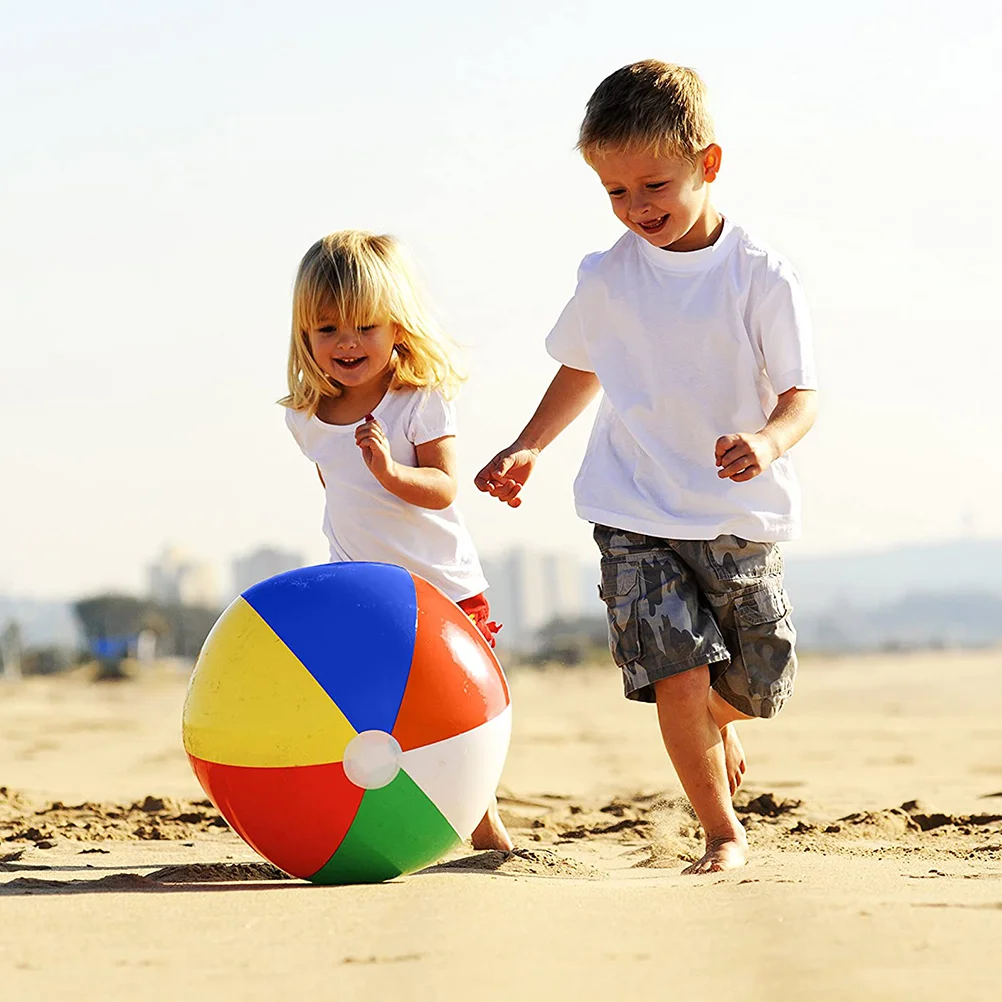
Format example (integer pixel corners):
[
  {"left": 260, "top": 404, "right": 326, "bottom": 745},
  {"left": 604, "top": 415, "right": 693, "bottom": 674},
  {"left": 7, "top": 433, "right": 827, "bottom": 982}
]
[
  {"left": 708, "top": 687, "right": 754, "bottom": 724},
  {"left": 653, "top": 664, "right": 711, "bottom": 707}
]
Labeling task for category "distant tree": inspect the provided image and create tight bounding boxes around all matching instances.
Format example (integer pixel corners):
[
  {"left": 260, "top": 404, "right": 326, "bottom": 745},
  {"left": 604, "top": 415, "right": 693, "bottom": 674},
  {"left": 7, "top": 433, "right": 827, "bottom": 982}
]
[
  {"left": 73, "top": 594, "right": 219, "bottom": 678},
  {"left": 73, "top": 594, "right": 148, "bottom": 680},
  {"left": 21, "top": 646, "right": 75, "bottom": 675},
  {"left": 74, "top": 595, "right": 148, "bottom": 639},
  {"left": 530, "top": 614, "right": 610, "bottom": 667},
  {"left": 157, "top": 604, "right": 220, "bottom": 659}
]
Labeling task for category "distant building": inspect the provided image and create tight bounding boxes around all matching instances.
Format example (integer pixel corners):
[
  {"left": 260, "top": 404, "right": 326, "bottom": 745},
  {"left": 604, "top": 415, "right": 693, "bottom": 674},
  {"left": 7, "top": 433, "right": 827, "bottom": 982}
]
[
  {"left": 231, "top": 546, "right": 305, "bottom": 597},
  {"left": 148, "top": 546, "right": 220, "bottom": 609},
  {"left": 482, "top": 548, "right": 598, "bottom": 651}
]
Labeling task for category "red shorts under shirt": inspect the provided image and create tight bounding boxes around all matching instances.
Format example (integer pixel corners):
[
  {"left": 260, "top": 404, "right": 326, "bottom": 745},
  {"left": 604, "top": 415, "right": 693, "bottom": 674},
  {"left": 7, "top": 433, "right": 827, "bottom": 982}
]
[{"left": 456, "top": 593, "right": 501, "bottom": 648}]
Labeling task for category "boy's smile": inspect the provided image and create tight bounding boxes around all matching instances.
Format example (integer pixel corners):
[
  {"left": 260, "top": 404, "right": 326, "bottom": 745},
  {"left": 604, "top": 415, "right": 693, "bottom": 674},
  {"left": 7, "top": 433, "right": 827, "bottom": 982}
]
[{"left": 591, "top": 145, "right": 723, "bottom": 253}]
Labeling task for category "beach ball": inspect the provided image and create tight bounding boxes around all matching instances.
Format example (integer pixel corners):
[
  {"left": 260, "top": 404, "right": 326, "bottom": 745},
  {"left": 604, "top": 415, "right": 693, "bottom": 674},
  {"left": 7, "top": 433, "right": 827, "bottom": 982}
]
[{"left": 181, "top": 562, "right": 511, "bottom": 884}]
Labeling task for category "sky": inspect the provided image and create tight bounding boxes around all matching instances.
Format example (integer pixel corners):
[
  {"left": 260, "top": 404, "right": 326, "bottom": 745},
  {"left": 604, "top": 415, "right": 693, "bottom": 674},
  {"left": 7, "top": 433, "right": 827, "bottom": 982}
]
[{"left": 1, "top": 0, "right": 999, "bottom": 599}]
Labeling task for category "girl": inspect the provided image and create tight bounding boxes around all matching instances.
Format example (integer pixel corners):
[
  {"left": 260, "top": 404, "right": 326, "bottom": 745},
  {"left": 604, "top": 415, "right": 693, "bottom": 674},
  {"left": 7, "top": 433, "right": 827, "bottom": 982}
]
[{"left": 281, "top": 230, "right": 512, "bottom": 852}]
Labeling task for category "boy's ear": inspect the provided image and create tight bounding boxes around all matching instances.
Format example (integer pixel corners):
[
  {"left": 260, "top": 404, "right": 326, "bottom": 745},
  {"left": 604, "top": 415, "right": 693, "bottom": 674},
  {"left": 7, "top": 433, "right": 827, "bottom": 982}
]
[{"left": 702, "top": 144, "right": 723, "bottom": 183}]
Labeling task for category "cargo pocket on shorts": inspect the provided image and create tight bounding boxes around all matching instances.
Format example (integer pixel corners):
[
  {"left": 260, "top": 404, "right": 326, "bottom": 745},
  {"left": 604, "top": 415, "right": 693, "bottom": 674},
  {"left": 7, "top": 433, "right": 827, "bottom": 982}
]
[
  {"left": 598, "top": 561, "right": 641, "bottom": 668},
  {"left": 732, "top": 583, "right": 797, "bottom": 716}
]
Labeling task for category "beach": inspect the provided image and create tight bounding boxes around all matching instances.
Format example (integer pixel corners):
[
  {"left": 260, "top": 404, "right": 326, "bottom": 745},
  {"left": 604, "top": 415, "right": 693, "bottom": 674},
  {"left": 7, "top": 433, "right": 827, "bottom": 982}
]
[{"left": 1, "top": 648, "right": 1000, "bottom": 1000}]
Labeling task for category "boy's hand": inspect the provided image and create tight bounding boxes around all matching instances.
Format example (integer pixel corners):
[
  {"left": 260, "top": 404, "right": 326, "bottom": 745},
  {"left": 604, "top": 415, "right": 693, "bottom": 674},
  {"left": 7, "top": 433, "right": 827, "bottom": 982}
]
[
  {"left": 474, "top": 444, "right": 540, "bottom": 508},
  {"left": 715, "top": 432, "right": 780, "bottom": 482},
  {"left": 356, "top": 415, "right": 395, "bottom": 482}
]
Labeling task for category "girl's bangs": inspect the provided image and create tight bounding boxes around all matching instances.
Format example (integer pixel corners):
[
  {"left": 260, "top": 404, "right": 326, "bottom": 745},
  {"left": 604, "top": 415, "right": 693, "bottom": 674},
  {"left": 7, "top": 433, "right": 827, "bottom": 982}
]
[{"left": 296, "top": 255, "right": 395, "bottom": 333}]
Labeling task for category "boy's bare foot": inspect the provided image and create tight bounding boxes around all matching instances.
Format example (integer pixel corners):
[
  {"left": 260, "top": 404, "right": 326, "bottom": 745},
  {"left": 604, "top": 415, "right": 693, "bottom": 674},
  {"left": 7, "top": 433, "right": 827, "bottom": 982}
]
[
  {"left": 682, "top": 831, "right": 748, "bottom": 875},
  {"left": 720, "top": 723, "right": 746, "bottom": 795},
  {"left": 470, "top": 797, "right": 513, "bottom": 852}
]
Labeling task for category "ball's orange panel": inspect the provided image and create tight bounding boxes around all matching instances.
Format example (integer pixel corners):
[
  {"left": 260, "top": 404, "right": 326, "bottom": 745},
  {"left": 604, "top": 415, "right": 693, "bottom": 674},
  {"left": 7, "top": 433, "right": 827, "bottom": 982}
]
[
  {"left": 392, "top": 577, "right": 510, "bottom": 752},
  {"left": 189, "top": 755, "right": 363, "bottom": 879}
]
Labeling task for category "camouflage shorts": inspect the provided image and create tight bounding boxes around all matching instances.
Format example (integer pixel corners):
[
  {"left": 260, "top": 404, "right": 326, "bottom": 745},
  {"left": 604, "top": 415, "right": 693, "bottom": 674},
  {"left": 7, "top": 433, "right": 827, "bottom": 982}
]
[{"left": 593, "top": 525, "right": 797, "bottom": 718}]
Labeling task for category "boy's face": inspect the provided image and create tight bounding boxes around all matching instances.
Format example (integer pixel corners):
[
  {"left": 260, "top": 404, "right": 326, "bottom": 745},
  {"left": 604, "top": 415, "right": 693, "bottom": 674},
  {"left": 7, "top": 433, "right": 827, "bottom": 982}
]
[{"left": 590, "top": 145, "right": 722, "bottom": 252}]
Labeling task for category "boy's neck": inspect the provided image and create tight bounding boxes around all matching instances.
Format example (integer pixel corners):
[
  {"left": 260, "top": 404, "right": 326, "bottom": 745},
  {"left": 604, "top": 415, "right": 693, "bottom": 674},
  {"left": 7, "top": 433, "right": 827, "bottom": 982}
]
[{"left": 660, "top": 205, "right": 724, "bottom": 253}]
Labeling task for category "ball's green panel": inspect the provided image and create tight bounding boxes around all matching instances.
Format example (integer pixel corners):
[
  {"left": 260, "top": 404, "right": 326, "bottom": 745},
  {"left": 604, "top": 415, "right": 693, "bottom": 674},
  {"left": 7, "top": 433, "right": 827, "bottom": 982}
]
[{"left": 309, "top": 769, "right": 460, "bottom": 884}]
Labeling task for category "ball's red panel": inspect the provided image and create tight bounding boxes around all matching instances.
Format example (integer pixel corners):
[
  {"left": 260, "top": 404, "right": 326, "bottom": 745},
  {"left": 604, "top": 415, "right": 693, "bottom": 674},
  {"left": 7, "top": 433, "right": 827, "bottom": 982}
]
[
  {"left": 391, "top": 576, "right": 511, "bottom": 752},
  {"left": 189, "top": 755, "right": 363, "bottom": 878}
]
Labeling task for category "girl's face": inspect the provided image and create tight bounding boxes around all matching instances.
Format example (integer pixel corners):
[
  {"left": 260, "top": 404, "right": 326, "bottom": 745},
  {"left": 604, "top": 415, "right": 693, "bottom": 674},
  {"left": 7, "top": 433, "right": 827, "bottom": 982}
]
[{"left": 307, "top": 316, "right": 398, "bottom": 391}]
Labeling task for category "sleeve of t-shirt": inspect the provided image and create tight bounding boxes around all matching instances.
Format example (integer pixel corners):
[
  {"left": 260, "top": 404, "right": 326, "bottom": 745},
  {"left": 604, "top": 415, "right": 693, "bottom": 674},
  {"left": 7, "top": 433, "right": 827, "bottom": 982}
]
[
  {"left": 407, "top": 389, "right": 457, "bottom": 446},
  {"left": 544, "top": 258, "right": 598, "bottom": 372},
  {"left": 752, "top": 267, "right": 819, "bottom": 394},
  {"left": 284, "top": 407, "right": 310, "bottom": 457}
]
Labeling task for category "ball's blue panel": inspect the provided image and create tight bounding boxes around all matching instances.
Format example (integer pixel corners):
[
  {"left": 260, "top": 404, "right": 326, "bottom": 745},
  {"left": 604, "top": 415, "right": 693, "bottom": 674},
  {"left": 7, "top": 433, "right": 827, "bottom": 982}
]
[{"left": 241, "top": 563, "right": 417, "bottom": 734}]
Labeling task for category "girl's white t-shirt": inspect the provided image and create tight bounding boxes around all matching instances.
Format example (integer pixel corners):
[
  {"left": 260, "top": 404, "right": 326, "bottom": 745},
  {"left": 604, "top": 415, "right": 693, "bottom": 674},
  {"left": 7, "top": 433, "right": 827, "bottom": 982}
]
[
  {"left": 545, "top": 220, "right": 818, "bottom": 543},
  {"left": 285, "top": 387, "right": 488, "bottom": 603}
]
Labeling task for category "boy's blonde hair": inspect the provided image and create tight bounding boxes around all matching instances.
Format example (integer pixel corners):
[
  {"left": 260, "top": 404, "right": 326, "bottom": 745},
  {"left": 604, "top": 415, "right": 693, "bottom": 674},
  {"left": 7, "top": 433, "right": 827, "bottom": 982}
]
[
  {"left": 577, "top": 60, "right": 715, "bottom": 164},
  {"left": 281, "top": 230, "right": 465, "bottom": 414}
]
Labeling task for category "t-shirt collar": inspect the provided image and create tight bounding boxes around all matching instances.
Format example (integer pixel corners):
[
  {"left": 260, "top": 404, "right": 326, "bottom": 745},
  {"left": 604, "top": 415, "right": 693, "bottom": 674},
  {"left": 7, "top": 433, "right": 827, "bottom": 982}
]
[{"left": 634, "top": 216, "right": 735, "bottom": 272}]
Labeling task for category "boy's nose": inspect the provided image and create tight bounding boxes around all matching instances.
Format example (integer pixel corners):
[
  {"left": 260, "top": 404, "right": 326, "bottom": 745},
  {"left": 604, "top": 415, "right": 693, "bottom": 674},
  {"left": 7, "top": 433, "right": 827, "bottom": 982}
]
[{"left": 627, "top": 194, "right": 651, "bottom": 219}]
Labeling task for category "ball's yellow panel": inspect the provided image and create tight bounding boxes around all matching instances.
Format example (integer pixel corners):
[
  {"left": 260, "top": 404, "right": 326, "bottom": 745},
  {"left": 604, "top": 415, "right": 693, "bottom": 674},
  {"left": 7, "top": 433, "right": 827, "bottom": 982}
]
[{"left": 182, "top": 597, "right": 357, "bottom": 767}]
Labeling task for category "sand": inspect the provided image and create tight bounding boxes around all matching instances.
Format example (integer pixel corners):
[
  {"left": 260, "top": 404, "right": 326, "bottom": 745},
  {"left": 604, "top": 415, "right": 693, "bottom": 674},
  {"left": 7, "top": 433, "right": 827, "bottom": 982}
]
[{"left": 1, "top": 649, "right": 1000, "bottom": 1000}]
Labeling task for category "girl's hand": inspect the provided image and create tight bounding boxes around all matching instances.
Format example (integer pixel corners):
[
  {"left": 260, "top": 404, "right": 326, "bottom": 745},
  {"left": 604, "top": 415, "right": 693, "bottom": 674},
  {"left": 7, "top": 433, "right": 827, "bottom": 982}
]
[
  {"left": 474, "top": 443, "right": 540, "bottom": 508},
  {"left": 714, "top": 432, "right": 780, "bottom": 482},
  {"left": 356, "top": 415, "right": 395, "bottom": 482}
]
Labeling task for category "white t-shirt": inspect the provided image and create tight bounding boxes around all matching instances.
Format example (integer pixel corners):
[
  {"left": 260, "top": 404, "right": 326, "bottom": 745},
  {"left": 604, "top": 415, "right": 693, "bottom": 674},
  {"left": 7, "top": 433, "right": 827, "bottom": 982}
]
[
  {"left": 545, "top": 219, "right": 818, "bottom": 543},
  {"left": 285, "top": 387, "right": 489, "bottom": 602}
]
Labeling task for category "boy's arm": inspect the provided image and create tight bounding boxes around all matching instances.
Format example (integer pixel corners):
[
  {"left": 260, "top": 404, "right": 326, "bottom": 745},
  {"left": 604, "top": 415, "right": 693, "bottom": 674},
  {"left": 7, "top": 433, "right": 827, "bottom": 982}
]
[
  {"left": 475, "top": 365, "right": 601, "bottom": 507},
  {"left": 716, "top": 387, "right": 818, "bottom": 482}
]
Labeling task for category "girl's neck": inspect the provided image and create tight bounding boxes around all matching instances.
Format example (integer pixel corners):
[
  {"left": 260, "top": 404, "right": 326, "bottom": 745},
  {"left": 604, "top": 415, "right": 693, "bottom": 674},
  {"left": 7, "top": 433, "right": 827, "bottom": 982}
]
[{"left": 316, "top": 369, "right": 394, "bottom": 425}]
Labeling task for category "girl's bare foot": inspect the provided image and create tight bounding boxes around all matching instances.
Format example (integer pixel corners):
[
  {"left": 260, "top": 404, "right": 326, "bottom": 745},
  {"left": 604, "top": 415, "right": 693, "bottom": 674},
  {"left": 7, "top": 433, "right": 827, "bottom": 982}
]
[
  {"left": 682, "top": 830, "right": 748, "bottom": 875},
  {"left": 720, "top": 723, "right": 746, "bottom": 795},
  {"left": 470, "top": 796, "right": 513, "bottom": 851}
]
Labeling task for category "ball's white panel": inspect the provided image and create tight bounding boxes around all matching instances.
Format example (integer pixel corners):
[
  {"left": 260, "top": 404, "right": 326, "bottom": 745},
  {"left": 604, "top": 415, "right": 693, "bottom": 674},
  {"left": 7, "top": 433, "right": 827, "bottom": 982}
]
[
  {"left": 342, "top": 730, "right": 402, "bottom": 790},
  {"left": 399, "top": 705, "right": 512, "bottom": 839}
]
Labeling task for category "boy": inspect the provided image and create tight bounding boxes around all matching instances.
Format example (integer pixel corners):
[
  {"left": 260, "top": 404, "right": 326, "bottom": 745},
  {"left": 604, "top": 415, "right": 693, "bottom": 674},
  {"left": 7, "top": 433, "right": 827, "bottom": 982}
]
[{"left": 475, "top": 60, "right": 818, "bottom": 873}]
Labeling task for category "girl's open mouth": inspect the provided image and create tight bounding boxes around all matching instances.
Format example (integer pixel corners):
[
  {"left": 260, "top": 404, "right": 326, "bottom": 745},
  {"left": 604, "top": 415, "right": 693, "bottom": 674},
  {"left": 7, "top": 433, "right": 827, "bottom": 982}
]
[{"left": 334, "top": 357, "right": 366, "bottom": 369}]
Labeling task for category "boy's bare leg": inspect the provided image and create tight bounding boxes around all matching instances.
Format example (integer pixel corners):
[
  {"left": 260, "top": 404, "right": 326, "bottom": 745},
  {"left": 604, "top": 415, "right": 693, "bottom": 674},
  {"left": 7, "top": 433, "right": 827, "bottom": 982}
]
[
  {"left": 719, "top": 725, "right": 745, "bottom": 795},
  {"left": 471, "top": 794, "right": 513, "bottom": 852},
  {"left": 708, "top": 688, "right": 753, "bottom": 795},
  {"left": 654, "top": 667, "right": 747, "bottom": 874}
]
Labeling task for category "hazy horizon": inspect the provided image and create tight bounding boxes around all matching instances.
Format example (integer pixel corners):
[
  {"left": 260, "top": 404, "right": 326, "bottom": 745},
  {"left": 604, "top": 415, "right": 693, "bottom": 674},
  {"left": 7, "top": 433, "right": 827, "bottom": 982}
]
[{"left": 2, "top": 1, "right": 999, "bottom": 599}]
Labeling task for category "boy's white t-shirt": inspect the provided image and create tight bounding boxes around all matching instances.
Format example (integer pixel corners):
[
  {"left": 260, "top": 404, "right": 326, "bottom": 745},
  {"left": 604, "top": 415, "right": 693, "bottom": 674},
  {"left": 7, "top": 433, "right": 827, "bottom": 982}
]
[
  {"left": 545, "top": 219, "right": 818, "bottom": 543},
  {"left": 285, "top": 387, "right": 489, "bottom": 603}
]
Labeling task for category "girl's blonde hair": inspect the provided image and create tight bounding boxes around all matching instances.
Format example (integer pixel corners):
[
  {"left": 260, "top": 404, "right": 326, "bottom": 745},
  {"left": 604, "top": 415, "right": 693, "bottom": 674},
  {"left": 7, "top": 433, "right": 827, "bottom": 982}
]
[{"left": 281, "top": 230, "right": 465, "bottom": 414}]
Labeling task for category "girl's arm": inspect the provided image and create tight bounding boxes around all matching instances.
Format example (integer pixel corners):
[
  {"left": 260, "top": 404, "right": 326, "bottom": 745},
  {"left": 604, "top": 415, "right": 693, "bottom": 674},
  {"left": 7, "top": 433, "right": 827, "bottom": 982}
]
[{"left": 355, "top": 417, "right": 457, "bottom": 510}]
